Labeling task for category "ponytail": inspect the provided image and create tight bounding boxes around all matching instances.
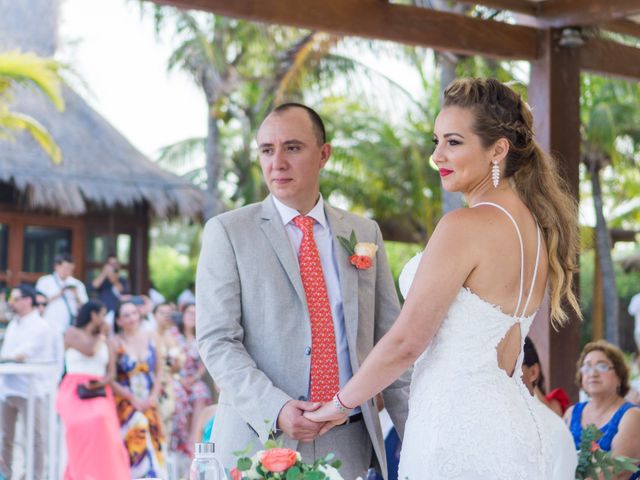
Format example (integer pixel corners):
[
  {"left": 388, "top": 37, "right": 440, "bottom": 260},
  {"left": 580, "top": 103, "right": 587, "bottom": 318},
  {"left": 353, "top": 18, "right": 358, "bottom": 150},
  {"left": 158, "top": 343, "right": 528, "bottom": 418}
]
[{"left": 444, "top": 78, "right": 582, "bottom": 327}]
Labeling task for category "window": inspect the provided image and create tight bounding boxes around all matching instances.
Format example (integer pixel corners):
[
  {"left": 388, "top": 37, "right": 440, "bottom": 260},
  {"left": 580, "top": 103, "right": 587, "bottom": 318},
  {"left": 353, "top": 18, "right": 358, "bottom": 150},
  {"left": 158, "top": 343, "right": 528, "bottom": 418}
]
[
  {"left": 22, "top": 226, "right": 72, "bottom": 273},
  {"left": 0, "top": 224, "right": 7, "bottom": 271}
]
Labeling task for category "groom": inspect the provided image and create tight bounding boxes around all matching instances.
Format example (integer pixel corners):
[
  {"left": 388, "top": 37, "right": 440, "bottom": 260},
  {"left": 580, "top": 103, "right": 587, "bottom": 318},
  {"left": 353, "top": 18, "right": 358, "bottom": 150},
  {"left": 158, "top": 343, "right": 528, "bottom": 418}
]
[{"left": 196, "top": 103, "right": 410, "bottom": 479}]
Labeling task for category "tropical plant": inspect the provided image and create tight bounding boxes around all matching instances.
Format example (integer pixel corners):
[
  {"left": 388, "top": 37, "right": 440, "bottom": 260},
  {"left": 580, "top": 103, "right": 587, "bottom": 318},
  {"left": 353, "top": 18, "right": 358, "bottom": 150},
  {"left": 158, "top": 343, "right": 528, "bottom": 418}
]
[
  {"left": 580, "top": 74, "right": 640, "bottom": 344},
  {"left": 0, "top": 50, "right": 64, "bottom": 163}
]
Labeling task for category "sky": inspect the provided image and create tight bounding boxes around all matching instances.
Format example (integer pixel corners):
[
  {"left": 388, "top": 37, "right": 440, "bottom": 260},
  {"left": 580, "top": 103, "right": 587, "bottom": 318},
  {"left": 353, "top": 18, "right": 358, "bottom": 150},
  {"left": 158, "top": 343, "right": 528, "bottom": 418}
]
[
  {"left": 56, "top": 0, "right": 427, "bottom": 161},
  {"left": 58, "top": 0, "right": 207, "bottom": 158}
]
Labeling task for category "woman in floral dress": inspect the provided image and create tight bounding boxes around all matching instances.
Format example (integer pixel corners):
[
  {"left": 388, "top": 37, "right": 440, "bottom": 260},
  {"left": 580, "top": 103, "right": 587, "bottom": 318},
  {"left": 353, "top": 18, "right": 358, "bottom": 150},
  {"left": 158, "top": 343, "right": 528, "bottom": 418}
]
[
  {"left": 171, "top": 303, "right": 212, "bottom": 458},
  {"left": 110, "top": 301, "right": 167, "bottom": 478}
]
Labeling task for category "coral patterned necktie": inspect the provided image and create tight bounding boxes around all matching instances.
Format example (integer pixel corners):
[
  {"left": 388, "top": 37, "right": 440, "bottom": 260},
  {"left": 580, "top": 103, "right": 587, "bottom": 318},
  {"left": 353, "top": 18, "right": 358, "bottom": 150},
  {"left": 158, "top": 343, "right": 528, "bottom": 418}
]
[{"left": 293, "top": 215, "right": 340, "bottom": 402}]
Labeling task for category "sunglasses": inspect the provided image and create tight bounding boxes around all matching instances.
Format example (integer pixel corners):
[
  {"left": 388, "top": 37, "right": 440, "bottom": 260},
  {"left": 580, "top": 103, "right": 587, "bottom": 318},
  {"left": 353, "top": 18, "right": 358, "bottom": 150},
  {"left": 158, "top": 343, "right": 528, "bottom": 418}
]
[{"left": 35, "top": 302, "right": 47, "bottom": 307}]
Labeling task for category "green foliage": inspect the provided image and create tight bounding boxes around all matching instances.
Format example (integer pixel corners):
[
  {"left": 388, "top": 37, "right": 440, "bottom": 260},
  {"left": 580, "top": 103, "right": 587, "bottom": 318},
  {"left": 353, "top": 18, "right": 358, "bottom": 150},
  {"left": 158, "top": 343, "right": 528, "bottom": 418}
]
[
  {"left": 575, "top": 424, "right": 639, "bottom": 479},
  {"left": 148, "top": 245, "right": 195, "bottom": 302},
  {"left": 578, "top": 248, "right": 640, "bottom": 348},
  {"left": 321, "top": 97, "right": 441, "bottom": 242},
  {"left": 0, "top": 51, "right": 65, "bottom": 163},
  {"left": 384, "top": 241, "right": 423, "bottom": 301},
  {"left": 337, "top": 231, "right": 357, "bottom": 256},
  {"left": 234, "top": 446, "right": 344, "bottom": 479}
]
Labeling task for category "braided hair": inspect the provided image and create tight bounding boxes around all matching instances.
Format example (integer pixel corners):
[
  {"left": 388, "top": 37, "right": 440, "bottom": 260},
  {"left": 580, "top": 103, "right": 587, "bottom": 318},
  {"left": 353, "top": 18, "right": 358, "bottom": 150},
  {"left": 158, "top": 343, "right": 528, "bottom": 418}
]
[{"left": 443, "top": 78, "right": 581, "bottom": 328}]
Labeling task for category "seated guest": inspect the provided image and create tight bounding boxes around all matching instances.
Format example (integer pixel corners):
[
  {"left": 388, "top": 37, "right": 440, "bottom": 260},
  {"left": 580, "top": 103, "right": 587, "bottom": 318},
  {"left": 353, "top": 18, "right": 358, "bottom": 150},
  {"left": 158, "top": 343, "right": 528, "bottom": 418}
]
[
  {"left": 56, "top": 300, "right": 130, "bottom": 479},
  {"left": 522, "top": 336, "right": 570, "bottom": 415},
  {"left": 0, "top": 285, "right": 55, "bottom": 480},
  {"left": 565, "top": 340, "right": 640, "bottom": 479},
  {"left": 521, "top": 337, "right": 577, "bottom": 479},
  {"left": 172, "top": 303, "right": 211, "bottom": 459}
]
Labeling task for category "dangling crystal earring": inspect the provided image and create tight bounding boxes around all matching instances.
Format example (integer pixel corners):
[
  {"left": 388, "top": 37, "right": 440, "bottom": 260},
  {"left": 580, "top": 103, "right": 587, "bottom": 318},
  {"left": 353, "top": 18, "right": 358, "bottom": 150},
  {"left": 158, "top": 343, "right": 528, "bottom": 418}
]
[{"left": 492, "top": 161, "right": 500, "bottom": 188}]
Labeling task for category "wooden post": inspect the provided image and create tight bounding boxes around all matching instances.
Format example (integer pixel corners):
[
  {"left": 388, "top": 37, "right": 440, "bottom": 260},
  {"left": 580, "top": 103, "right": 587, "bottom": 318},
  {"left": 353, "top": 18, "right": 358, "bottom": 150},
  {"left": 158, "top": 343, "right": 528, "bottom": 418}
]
[{"left": 528, "top": 28, "right": 582, "bottom": 401}]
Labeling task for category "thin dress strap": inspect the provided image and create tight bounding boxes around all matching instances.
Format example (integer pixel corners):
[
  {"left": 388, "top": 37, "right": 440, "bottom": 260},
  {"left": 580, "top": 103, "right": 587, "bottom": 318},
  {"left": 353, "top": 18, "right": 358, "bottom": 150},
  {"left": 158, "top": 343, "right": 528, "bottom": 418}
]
[{"left": 472, "top": 201, "right": 541, "bottom": 319}]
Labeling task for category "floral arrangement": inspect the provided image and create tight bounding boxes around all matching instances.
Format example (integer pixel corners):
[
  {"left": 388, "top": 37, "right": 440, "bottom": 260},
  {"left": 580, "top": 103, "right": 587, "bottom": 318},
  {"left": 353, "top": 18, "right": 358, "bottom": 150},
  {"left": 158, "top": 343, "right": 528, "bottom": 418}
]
[
  {"left": 338, "top": 231, "right": 377, "bottom": 270},
  {"left": 575, "top": 424, "right": 638, "bottom": 479},
  {"left": 231, "top": 443, "right": 344, "bottom": 480}
]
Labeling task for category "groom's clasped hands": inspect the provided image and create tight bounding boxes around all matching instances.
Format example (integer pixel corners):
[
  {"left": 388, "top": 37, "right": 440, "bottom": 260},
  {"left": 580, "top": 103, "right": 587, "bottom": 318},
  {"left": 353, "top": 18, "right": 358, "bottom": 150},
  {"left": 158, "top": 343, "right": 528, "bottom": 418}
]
[{"left": 277, "top": 399, "right": 350, "bottom": 441}]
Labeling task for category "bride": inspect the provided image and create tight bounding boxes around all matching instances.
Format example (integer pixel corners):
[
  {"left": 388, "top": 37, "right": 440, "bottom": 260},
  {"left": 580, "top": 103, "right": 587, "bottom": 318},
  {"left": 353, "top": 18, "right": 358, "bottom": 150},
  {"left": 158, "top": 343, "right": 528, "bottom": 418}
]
[{"left": 306, "top": 78, "right": 581, "bottom": 479}]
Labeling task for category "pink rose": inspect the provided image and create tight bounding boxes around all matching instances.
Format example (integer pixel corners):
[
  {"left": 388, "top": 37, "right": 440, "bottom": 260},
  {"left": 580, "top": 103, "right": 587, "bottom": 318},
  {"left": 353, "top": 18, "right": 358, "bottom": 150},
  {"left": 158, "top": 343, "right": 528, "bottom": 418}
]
[{"left": 260, "top": 448, "right": 298, "bottom": 473}]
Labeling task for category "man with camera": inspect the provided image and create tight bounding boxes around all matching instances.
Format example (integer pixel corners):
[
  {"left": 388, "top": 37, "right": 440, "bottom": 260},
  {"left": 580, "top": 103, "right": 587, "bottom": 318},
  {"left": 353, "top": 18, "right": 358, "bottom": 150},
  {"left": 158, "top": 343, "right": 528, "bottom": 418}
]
[{"left": 92, "top": 253, "right": 129, "bottom": 314}]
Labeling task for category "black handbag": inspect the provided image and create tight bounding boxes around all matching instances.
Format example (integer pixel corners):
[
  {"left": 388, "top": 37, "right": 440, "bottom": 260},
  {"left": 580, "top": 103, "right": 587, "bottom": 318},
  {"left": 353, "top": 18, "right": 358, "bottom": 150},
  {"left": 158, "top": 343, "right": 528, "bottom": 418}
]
[{"left": 77, "top": 383, "right": 106, "bottom": 399}]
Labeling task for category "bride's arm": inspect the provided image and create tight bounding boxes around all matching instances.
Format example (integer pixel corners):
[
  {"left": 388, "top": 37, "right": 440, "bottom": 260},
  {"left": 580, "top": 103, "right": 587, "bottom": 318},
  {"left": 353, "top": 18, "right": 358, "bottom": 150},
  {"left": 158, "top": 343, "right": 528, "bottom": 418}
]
[{"left": 306, "top": 210, "right": 479, "bottom": 426}]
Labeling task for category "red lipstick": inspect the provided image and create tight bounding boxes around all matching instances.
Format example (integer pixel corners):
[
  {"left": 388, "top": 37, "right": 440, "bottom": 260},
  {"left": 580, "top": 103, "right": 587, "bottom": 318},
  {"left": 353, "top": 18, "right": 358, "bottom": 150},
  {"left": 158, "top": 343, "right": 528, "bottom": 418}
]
[{"left": 439, "top": 168, "right": 453, "bottom": 177}]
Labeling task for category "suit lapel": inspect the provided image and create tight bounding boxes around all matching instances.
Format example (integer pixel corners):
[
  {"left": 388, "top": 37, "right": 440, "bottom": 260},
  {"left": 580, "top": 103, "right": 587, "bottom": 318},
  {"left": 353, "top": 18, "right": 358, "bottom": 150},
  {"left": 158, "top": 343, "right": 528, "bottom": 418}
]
[
  {"left": 259, "top": 196, "right": 306, "bottom": 306},
  {"left": 325, "top": 204, "right": 359, "bottom": 354}
]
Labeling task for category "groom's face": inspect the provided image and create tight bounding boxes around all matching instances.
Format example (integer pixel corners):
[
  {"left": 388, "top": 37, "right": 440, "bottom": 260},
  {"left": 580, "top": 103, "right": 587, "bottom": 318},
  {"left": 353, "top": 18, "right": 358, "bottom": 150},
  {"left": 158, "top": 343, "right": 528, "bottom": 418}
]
[{"left": 257, "top": 108, "right": 331, "bottom": 214}]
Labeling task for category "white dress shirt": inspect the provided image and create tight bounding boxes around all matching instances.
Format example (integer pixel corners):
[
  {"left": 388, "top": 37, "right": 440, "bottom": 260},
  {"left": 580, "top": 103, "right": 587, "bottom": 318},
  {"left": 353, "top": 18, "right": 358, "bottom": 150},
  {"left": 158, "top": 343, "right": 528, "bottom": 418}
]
[
  {"left": 36, "top": 272, "right": 88, "bottom": 333},
  {"left": 0, "top": 309, "right": 55, "bottom": 398},
  {"left": 272, "top": 195, "right": 355, "bottom": 394}
]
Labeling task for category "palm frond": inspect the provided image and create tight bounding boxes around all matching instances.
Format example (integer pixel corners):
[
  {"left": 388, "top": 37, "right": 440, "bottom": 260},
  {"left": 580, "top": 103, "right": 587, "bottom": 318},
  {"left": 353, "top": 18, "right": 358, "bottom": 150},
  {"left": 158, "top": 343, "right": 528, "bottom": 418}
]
[
  {"left": 0, "top": 51, "right": 64, "bottom": 110},
  {"left": 0, "top": 111, "right": 61, "bottom": 163}
]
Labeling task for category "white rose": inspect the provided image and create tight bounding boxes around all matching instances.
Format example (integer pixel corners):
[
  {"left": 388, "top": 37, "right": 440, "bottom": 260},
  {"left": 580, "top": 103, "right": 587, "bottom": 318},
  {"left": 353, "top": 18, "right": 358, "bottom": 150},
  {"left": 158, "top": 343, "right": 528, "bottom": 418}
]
[
  {"left": 318, "top": 464, "right": 345, "bottom": 480},
  {"left": 354, "top": 242, "right": 378, "bottom": 258}
]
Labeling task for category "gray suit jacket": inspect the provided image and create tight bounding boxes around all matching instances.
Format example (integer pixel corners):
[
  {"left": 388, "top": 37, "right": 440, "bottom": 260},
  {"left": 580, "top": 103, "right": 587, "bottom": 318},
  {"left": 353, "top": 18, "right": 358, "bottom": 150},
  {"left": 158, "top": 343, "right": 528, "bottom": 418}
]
[{"left": 196, "top": 195, "right": 410, "bottom": 475}]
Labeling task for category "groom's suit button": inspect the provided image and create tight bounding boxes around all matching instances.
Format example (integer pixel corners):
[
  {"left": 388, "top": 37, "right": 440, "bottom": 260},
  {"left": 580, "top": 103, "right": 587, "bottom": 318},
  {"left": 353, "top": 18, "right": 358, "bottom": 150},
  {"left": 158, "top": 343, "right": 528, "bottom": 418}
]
[
  {"left": 304, "top": 347, "right": 311, "bottom": 355},
  {"left": 298, "top": 395, "right": 308, "bottom": 401}
]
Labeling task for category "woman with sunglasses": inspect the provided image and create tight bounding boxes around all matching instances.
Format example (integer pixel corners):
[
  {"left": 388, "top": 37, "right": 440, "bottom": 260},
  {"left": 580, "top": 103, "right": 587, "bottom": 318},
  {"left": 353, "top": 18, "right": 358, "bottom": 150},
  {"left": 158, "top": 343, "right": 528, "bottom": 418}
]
[{"left": 565, "top": 340, "right": 640, "bottom": 479}]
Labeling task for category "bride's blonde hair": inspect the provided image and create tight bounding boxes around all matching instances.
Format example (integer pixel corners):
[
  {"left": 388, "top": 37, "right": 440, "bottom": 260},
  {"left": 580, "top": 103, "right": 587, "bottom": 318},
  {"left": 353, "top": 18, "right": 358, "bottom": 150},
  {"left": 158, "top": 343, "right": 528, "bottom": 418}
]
[{"left": 443, "top": 78, "right": 581, "bottom": 328}]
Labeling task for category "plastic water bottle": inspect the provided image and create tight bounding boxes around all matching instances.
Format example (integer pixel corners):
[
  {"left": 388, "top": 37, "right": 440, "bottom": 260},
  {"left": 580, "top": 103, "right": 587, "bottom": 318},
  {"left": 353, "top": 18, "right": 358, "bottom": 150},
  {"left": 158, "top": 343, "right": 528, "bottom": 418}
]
[{"left": 190, "top": 442, "right": 227, "bottom": 480}]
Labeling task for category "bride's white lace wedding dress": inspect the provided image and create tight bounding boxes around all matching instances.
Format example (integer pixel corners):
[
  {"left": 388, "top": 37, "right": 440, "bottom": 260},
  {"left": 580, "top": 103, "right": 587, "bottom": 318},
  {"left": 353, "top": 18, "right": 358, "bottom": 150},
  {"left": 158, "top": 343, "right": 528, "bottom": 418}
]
[{"left": 397, "top": 202, "right": 551, "bottom": 480}]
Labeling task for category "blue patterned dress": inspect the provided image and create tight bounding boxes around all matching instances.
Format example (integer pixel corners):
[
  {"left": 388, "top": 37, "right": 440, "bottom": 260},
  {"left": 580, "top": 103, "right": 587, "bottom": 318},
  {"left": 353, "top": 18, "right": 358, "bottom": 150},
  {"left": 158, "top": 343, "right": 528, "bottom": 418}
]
[{"left": 115, "top": 340, "right": 167, "bottom": 479}]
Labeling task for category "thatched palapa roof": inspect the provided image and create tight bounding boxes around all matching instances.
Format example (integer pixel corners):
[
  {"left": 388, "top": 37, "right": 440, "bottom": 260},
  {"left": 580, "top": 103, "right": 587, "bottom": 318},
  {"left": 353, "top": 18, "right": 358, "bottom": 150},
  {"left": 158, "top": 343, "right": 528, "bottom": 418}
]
[
  {"left": 0, "top": 85, "right": 204, "bottom": 218},
  {"left": 0, "top": 0, "right": 204, "bottom": 219}
]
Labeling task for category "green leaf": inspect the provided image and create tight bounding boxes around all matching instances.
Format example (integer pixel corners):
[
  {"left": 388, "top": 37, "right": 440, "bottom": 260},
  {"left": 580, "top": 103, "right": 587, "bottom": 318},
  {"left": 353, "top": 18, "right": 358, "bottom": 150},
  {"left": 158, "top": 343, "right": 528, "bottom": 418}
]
[
  {"left": 302, "top": 471, "right": 326, "bottom": 480},
  {"left": 233, "top": 442, "right": 254, "bottom": 457},
  {"left": 237, "top": 457, "right": 252, "bottom": 471},
  {"left": 264, "top": 439, "right": 278, "bottom": 449},
  {"left": 349, "top": 230, "right": 357, "bottom": 249},
  {"left": 337, "top": 235, "right": 354, "bottom": 255},
  {"left": 330, "top": 460, "right": 342, "bottom": 469},
  {"left": 286, "top": 466, "right": 302, "bottom": 480}
]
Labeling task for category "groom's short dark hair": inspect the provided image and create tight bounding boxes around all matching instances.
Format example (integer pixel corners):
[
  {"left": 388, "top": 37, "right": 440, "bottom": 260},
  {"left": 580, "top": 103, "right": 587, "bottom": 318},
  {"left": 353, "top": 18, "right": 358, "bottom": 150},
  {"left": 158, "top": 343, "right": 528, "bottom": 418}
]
[{"left": 271, "top": 102, "right": 326, "bottom": 145}]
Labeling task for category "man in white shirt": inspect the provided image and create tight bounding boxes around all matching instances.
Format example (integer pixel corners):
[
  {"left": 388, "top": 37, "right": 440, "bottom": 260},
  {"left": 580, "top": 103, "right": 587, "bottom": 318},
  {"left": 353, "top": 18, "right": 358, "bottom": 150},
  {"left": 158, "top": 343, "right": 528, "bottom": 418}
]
[
  {"left": 0, "top": 285, "right": 55, "bottom": 480},
  {"left": 35, "top": 253, "right": 88, "bottom": 376},
  {"left": 35, "top": 253, "right": 88, "bottom": 334}
]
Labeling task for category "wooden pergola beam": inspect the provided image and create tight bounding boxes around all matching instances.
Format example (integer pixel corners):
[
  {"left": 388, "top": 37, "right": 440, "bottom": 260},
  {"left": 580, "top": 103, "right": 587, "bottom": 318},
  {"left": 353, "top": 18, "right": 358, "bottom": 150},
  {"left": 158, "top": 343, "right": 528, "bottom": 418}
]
[
  {"left": 156, "top": 0, "right": 539, "bottom": 60},
  {"left": 580, "top": 36, "right": 640, "bottom": 80},
  {"left": 537, "top": 0, "right": 640, "bottom": 28},
  {"left": 602, "top": 19, "right": 640, "bottom": 38}
]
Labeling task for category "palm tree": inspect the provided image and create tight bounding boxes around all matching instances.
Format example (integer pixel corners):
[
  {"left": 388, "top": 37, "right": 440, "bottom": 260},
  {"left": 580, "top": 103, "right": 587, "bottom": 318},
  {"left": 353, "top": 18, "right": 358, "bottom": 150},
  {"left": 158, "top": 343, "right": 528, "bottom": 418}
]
[
  {"left": 580, "top": 74, "right": 640, "bottom": 344},
  {"left": 0, "top": 51, "right": 64, "bottom": 163}
]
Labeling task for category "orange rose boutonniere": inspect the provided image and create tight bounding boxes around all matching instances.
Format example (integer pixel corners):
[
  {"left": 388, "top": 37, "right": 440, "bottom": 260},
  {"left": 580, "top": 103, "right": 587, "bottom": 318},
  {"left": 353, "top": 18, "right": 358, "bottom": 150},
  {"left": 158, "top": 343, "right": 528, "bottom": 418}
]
[{"left": 338, "top": 231, "right": 377, "bottom": 270}]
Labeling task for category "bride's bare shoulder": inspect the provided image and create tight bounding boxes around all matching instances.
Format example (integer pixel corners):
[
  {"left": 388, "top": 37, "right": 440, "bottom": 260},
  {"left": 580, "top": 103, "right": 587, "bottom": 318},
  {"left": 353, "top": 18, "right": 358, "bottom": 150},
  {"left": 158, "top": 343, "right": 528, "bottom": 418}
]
[{"left": 434, "top": 207, "right": 492, "bottom": 236}]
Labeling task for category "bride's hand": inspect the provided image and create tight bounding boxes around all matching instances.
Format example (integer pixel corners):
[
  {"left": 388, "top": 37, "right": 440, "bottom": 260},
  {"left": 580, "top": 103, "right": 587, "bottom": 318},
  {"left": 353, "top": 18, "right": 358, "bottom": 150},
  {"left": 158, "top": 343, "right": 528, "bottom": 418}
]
[{"left": 303, "top": 401, "right": 350, "bottom": 435}]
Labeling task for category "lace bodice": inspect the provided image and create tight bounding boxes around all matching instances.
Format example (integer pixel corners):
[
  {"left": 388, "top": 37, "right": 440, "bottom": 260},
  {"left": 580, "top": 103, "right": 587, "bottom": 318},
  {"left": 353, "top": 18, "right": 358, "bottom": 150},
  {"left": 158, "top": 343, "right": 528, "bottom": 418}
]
[{"left": 397, "top": 203, "right": 551, "bottom": 480}]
